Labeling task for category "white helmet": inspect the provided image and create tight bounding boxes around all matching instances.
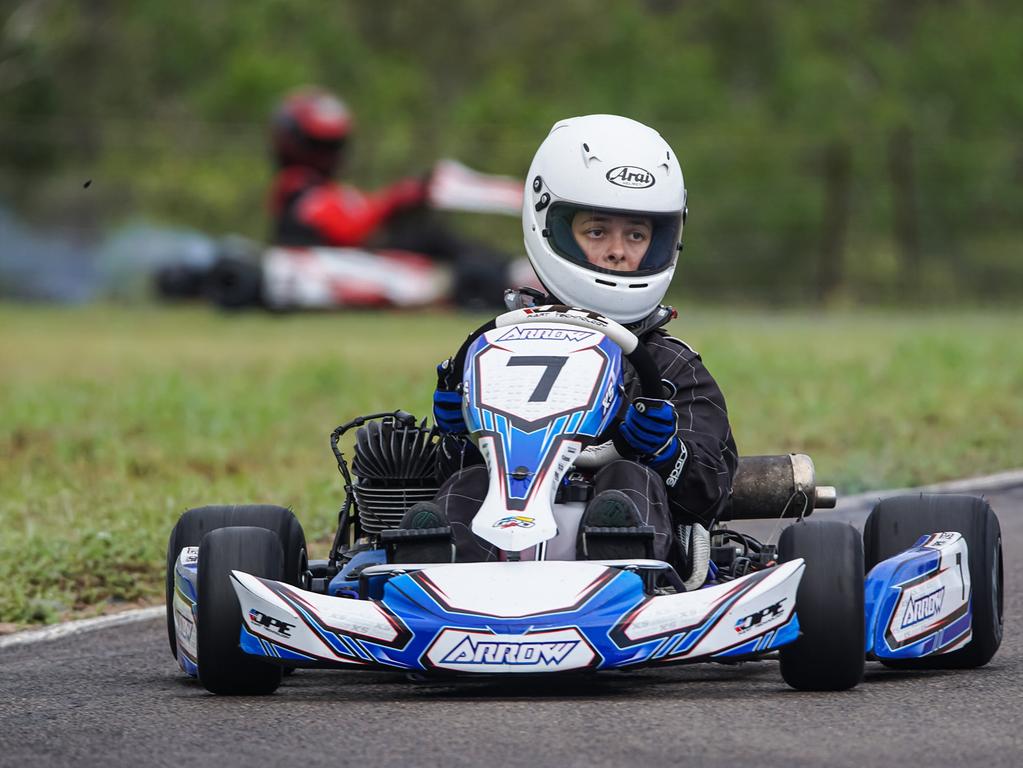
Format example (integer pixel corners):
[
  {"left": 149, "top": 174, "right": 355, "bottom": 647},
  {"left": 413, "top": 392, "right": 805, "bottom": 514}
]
[{"left": 522, "top": 114, "right": 686, "bottom": 324}]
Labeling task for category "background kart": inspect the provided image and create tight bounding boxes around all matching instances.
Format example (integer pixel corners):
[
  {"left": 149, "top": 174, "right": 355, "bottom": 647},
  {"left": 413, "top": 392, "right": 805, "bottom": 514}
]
[
  {"left": 167, "top": 307, "right": 1003, "bottom": 694},
  {"left": 154, "top": 159, "right": 537, "bottom": 312}
]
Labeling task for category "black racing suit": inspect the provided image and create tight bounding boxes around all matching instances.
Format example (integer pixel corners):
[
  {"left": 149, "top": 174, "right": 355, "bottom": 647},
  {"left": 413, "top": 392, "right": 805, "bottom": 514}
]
[{"left": 433, "top": 311, "right": 738, "bottom": 563}]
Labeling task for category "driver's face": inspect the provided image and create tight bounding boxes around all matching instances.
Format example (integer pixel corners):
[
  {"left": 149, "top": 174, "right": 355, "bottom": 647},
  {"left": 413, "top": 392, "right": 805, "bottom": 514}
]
[{"left": 571, "top": 211, "right": 652, "bottom": 272}]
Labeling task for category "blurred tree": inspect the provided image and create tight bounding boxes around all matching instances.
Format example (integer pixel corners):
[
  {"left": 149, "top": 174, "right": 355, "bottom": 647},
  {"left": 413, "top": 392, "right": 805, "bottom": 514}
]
[{"left": 1, "top": 0, "right": 1021, "bottom": 304}]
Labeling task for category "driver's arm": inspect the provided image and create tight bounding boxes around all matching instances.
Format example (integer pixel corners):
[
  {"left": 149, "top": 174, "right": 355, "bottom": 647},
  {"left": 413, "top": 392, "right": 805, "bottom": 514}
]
[
  {"left": 295, "top": 179, "right": 426, "bottom": 246},
  {"left": 644, "top": 334, "right": 739, "bottom": 527}
]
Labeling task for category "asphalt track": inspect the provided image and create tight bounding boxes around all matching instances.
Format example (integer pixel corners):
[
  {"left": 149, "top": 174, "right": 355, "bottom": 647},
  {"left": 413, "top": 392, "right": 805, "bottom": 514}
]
[{"left": 2, "top": 485, "right": 1020, "bottom": 768}]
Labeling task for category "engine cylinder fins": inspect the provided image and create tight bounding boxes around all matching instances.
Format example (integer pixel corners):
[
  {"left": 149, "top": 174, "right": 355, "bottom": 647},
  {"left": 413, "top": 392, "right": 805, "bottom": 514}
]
[
  {"left": 352, "top": 485, "right": 441, "bottom": 534},
  {"left": 351, "top": 416, "right": 440, "bottom": 481},
  {"left": 349, "top": 415, "right": 443, "bottom": 534}
]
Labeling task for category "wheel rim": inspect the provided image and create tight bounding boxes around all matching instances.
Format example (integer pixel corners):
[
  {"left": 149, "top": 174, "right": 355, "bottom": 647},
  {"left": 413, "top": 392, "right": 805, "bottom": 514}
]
[
  {"left": 993, "top": 535, "right": 1004, "bottom": 630},
  {"left": 298, "top": 547, "right": 309, "bottom": 587}
]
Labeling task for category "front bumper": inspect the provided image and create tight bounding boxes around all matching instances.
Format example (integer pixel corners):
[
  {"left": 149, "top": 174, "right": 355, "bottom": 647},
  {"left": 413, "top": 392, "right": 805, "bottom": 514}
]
[{"left": 230, "top": 559, "right": 805, "bottom": 674}]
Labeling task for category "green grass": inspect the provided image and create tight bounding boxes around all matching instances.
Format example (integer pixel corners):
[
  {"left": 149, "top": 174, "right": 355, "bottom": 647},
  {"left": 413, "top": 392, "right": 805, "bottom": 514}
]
[{"left": 1, "top": 303, "right": 1021, "bottom": 626}]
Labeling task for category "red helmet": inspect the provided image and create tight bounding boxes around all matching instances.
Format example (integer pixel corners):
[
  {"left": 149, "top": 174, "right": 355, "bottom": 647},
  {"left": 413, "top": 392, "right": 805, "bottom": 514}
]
[{"left": 272, "top": 87, "right": 352, "bottom": 175}]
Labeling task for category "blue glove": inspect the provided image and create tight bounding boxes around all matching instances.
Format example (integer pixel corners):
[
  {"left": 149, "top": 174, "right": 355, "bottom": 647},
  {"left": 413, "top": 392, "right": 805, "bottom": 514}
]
[
  {"left": 433, "top": 360, "right": 467, "bottom": 434},
  {"left": 619, "top": 397, "right": 680, "bottom": 464}
]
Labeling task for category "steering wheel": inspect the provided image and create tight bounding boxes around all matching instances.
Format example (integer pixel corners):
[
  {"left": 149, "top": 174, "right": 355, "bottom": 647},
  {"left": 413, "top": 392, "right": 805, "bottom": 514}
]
[{"left": 444, "top": 305, "right": 664, "bottom": 469}]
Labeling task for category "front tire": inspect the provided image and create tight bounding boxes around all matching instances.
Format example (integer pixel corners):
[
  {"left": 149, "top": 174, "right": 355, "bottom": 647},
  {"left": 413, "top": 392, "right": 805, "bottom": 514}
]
[
  {"left": 207, "top": 257, "right": 263, "bottom": 309},
  {"left": 864, "top": 494, "right": 1002, "bottom": 668},
  {"left": 165, "top": 505, "right": 306, "bottom": 658},
  {"left": 778, "top": 520, "right": 865, "bottom": 691},
  {"left": 197, "top": 526, "right": 284, "bottom": 695}
]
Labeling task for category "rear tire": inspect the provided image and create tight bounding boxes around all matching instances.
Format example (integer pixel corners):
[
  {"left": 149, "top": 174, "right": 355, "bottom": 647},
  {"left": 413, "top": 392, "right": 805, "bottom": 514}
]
[
  {"left": 863, "top": 494, "right": 1002, "bottom": 669},
  {"left": 197, "top": 527, "right": 284, "bottom": 695},
  {"left": 207, "top": 256, "right": 263, "bottom": 309},
  {"left": 778, "top": 520, "right": 864, "bottom": 691},
  {"left": 165, "top": 505, "right": 306, "bottom": 658}
]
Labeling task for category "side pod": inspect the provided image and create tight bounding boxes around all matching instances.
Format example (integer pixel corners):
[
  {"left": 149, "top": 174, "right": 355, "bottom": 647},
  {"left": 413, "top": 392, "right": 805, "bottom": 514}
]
[{"left": 865, "top": 532, "right": 972, "bottom": 660}]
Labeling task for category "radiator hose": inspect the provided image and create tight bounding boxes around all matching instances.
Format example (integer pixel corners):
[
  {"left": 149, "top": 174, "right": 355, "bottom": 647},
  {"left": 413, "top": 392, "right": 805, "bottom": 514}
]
[{"left": 680, "top": 523, "right": 710, "bottom": 591}]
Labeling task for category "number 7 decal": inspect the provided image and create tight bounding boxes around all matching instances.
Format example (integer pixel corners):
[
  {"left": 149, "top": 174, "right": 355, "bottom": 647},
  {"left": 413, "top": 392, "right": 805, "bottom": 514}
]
[{"left": 506, "top": 356, "right": 568, "bottom": 402}]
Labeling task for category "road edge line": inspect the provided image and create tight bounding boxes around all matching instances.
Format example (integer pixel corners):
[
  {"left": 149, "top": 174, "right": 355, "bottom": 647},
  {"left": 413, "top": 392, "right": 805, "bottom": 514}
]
[
  {"left": 0, "top": 606, "right": 164, "bottom": 651},
  {"left": 836, "top": 467, "right": 1023, "bottom": 509}
]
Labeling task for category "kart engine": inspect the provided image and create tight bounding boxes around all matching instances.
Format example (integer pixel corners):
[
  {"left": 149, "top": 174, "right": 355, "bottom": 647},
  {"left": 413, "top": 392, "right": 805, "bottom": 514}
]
[{"left": 350, "top": 416, "right": 442, "bottom": 534}]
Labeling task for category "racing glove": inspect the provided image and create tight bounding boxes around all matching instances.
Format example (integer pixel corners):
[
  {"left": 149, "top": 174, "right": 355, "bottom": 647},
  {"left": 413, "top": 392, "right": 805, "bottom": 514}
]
[
  {"left": 618, "top": 397, "right": 684, "bottom": 470},
  {"left": 433, "top": 358, "right": 467, "bottom": 434},
  {"left": 383, "top": 177, "right": 428, "bottom": 214}
]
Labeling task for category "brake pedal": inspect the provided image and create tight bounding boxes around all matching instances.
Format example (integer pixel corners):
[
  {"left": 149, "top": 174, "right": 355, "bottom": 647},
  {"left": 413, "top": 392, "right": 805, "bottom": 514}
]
[
  {"left": 580, "top": 524, "right": 655, "bottom": 560},
  {"left": 381, "top": 526, "right": 456, "bottom": 564}
]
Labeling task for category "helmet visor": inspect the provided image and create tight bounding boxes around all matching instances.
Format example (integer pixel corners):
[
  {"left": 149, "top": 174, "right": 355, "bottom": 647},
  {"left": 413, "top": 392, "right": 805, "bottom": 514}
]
[{"left": 545, "top": 203, "right": 682, "bottom": 277}]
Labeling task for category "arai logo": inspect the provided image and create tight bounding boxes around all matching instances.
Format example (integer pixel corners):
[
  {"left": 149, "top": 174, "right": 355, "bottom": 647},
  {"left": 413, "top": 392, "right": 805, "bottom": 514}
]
[
  {"left": 606, "top": 165, "right": 655, "bottom": 189},
  {"left": 441, "top": 636, "right": 579, "bottom": 666},
  {"left": 901, "top": 586, "right": 945, "bottom": 628}
]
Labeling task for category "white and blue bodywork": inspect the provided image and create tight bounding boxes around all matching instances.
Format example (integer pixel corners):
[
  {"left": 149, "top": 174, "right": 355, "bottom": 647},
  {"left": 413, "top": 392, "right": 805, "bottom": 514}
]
[
  {"left": 865, "top": 532, "right": 973, "bottom": 660},
  {"left": 172, "top": 311, "right": 975, "bottom": 676},
  {"left": 172, "top": 547, "right": 200, "bottom": 677},
  {"left": 226, "top": 559, "right": 805, "bottom": 672}
]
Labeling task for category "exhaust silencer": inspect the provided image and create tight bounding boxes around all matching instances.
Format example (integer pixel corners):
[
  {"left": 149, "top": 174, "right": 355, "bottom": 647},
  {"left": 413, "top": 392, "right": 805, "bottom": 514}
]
[{"left": 722, "top": 454, "right": 837, "bottom": 521}]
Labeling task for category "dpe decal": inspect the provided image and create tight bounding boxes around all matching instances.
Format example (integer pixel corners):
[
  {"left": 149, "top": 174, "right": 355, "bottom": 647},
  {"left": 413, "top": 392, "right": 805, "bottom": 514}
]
[
  {"left": 735, "top": 599, "right": 786, "bottom": 634},
  {"left": 248, "top": 609, "right": 296, "bottom": 638}
]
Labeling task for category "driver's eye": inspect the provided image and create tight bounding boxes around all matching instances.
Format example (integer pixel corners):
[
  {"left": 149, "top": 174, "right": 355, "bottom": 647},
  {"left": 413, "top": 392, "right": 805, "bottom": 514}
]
[{"left": 585, "top": 228, "right": 604, "bottom": 238}]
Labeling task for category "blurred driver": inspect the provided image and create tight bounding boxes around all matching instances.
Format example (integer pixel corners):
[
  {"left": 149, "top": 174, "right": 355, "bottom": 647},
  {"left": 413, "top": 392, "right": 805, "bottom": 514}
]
[
  {"left": 269, "top": 87, "right": 426, "bottom": 247},
  {"left": 267, "top": 86, "right": 514, "bottom": 308}
]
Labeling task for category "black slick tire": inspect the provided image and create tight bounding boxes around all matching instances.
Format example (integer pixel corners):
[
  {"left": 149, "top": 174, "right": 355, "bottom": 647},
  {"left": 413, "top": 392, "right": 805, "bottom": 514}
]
[
  {"left": 779, "top": 520, "right": 865, "bottom": 691},
  {"left": 863, "top": 493, "right": 1003, "bottom": 669},
  {"left": 165, "top": 505, "right": 306, "bottom": 658},
  {"left": 197, "top": 526, "right": 284, "bottom": 695},
  {"left": 207, "top": 257, "right": 263, "bottom": 309}
]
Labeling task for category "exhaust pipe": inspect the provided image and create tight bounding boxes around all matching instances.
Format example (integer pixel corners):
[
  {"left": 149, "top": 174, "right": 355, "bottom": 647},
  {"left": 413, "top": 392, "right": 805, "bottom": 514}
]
[{"left": 722, "top": 454, "right": 837, "bottom": 521}]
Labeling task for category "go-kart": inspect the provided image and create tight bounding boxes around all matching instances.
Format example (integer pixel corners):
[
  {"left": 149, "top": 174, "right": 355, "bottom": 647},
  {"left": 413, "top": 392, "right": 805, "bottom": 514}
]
[
  {"left": 153, "top": 159, "right": 536, "bottom": 311},
  {"left": 166, "top": 306, "right": 1003, "bottom": 694}
]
